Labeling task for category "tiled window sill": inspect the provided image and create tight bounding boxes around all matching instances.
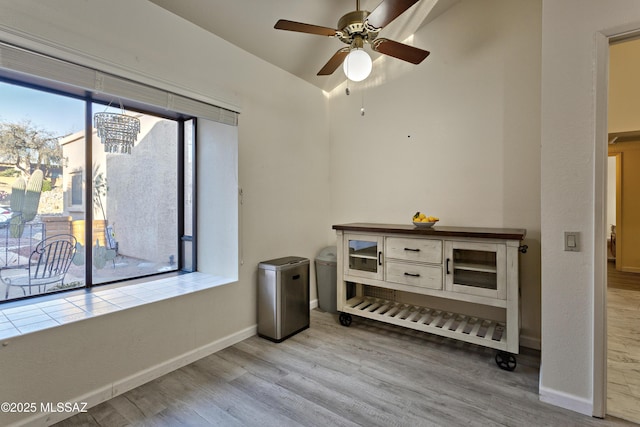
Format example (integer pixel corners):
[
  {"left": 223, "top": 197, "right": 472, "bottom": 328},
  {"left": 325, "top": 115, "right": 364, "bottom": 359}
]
[{"left": 0, "top": 273, "right": 234, "bottom": 339}]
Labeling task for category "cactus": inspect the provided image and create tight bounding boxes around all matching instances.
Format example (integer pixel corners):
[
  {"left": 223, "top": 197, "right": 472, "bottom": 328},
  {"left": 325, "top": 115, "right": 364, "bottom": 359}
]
[
  {"left": 92, "top": 239, "right": 116, "bottom": 269},
  {"left": 22, "top": 170, "right": 43, "bottom": 223},
  {"left": 72, "top": 242, "right": 85, "bottom": 266},
  {"left": 93, "top": 240, "right": 106, "bottom": 269},
  {"left": 9, "top": 177, "right": 25, "bottom": 212},
  {"left": 9, "top": 170, "right": 43, "bottom": 238},
  {"left": 8, "top": 177, "right": 26, "bottom": 238}
]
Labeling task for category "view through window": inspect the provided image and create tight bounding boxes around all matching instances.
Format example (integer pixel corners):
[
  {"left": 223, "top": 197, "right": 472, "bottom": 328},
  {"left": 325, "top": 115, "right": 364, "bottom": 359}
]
[{"left": 0, "top": 81, "right": 182, "bottom": 302}]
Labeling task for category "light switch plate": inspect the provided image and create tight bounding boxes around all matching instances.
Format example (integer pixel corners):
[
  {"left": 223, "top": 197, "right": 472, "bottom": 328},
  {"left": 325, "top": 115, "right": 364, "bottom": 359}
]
[{"left": 564, "top": 231, "right": 579, "bottom": 252}]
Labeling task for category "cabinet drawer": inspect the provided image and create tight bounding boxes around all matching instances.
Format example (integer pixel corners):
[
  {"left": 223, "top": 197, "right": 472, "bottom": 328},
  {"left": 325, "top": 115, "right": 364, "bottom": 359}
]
[
  {"left": 386, "top": 237, "right": 442, "bottom": 263},
  {"left": 386, "top": 261, "right": 443, "bottom": 290}
]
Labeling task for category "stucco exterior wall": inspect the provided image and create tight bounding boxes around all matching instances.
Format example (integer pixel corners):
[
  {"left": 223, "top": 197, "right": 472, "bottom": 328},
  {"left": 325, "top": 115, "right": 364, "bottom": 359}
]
[
  {"left": 106, "top": 119, "right": 178, "bottom": 265},
  {"left": 61, "top": 116, "right": 176, "bottom": 265}
]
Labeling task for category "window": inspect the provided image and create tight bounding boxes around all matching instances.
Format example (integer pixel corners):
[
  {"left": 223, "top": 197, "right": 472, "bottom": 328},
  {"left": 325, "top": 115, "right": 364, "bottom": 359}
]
[
  {"left": 182, "top": 119, "right": 195, "bottom": 272},
  {"left": 0, "top": 81, "right": 86, "bottom": 299},
  {"left": 70, "top": 171, "right": 83, "bottom": 207},
  {"left": 0, "top": 82, "right": 189, "bottom": 301},
  {"left": 0, "top": 41, "right": 238, "bottom": 303}
]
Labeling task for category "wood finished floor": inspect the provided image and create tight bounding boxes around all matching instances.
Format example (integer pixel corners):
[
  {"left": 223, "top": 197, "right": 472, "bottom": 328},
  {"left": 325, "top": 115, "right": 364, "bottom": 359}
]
[
  {"left": 607, "top": 262, "right": 640, "bottom": 424},
  {"left": 55, "top": 309, "right": 634, "bottom": 427}
]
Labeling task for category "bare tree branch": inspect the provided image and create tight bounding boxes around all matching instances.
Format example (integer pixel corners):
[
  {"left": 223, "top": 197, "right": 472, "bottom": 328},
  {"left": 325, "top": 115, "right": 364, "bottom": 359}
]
[{"left": 0, "top": 120, "right": 62, "bottom": 178}]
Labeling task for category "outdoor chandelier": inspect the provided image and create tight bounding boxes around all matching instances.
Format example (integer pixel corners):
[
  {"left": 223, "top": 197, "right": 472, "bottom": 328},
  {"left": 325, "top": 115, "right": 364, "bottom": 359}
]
[
  {"left": 94, "top": 107, "right": 140, "bottom": 154},
  {"left": 343, "top": 48, "right": 372, "bottom": 82}
]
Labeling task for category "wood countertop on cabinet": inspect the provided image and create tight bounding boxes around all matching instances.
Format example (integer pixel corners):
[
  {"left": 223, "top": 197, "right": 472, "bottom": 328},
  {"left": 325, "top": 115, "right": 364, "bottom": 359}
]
[{"left": 332, "top": 223, "right": 526, "bottom": 241}]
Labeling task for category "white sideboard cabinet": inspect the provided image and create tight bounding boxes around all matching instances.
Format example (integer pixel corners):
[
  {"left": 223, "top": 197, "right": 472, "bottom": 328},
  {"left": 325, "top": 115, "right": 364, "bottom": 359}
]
[{"left": 333, "top": 223, "right": 526, "bottom": 370}]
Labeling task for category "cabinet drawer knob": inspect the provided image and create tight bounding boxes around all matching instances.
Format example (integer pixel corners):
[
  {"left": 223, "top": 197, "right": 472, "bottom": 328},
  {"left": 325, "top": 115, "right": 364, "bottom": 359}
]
[
  {"left": 404, "top": 248, "right": 420, "bottom": 252},
  {"left": 404, "top": 272, "right": 421, "bottom": 277}
]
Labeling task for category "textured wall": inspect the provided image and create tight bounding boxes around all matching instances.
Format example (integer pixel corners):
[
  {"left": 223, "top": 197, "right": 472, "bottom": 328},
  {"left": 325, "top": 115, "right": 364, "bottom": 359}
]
[
  {"left": 107, "top": 118, "right": 178, "bottom": 265},
  {"left": 328, "top": 0, "right": 542, "bottom": 348},
  {"left": 541, "top": 0, "right": 640, "bottom": 415}
]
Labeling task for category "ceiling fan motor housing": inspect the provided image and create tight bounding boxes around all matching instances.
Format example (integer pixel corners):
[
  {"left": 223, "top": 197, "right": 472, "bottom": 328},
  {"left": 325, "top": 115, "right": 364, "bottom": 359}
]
[{"left": 337, "top": 10, "right": 379, "bottom": 46}]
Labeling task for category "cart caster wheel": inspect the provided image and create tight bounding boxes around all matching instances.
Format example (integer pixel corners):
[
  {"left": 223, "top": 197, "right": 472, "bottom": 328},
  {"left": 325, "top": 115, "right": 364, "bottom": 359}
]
[
  {"left": 495, "top": 351, "right": 517, "bottom": 371},
  {"left": 339, "top": 313, "right": 352, "bottom": 327}
]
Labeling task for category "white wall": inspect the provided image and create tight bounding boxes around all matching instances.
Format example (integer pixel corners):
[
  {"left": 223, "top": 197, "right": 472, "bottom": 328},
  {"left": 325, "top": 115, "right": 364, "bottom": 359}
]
[
  {"left": 0, "top": 1, "right": 331, "bottom": 425},
  {"left": 540, "top": 0, "right": 640, "bottom": 416},
  {"left": 198, "top": 119, "right": 239, "bottom": 280},
  {"left": 328, "top": 0, "right": 542, "bottom": 348}
]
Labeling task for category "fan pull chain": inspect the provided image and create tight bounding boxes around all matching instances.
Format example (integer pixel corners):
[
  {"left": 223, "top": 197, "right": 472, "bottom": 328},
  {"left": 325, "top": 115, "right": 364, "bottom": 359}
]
[
  {"left": 345, "top": 55, "right": 351, "bottom": 96},
  {"left": 344, "top": 76, "right": 364, "bottom": 117}
]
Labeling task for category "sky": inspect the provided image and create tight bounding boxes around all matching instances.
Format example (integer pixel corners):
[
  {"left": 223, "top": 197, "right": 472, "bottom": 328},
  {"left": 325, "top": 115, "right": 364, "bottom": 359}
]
[{"left": 0, "top": 81, "right": 85, "bottom": 137}]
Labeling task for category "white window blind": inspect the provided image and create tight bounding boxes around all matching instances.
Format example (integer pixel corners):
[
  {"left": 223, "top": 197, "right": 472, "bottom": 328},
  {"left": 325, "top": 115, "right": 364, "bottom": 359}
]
[{"left": 0, "top": 42, "right": 238, "bottom": 126}]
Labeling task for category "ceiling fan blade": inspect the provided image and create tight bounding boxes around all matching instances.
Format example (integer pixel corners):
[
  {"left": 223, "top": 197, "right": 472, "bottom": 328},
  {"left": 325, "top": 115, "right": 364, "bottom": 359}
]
[
  {"left": 366, "top": 0, "right": 419, "bottom": 29},
  {"left": 274, "top": 19, "right": 337, "bottom": 37},
  {"left": 372, "top": 38, "right": 430, "bottom": 64},
  {"left": 317, "top": 48, "right": 350, "bottom": 76}
]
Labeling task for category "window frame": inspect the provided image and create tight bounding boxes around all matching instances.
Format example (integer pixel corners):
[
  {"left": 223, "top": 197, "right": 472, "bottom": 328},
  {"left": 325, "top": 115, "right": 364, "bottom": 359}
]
[
  {"left": 0, "top": 39, "right": 239, "bottom": 304},
  {"left": 0, "top": 77, "right": 197, "bottom": 301}
]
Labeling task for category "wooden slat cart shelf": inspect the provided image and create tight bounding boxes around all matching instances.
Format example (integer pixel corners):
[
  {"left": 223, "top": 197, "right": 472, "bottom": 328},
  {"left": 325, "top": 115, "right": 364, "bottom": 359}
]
[{"left": 333, "top": 223, "right": 526, "bottom": 370}]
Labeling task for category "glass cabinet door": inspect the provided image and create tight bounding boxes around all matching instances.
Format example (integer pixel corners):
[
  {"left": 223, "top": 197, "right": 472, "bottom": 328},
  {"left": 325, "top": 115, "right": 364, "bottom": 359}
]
[
  {"left": 344, "top": 234, "right": 384, "bottom": 280},
  {"left": 445, "top": 241, "right": 506, "bottom": 299}
]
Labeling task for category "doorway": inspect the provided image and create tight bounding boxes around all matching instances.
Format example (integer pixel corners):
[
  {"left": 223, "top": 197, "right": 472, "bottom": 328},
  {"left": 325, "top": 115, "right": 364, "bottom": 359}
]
[{"left": 605, "top": 36, "right": 640, "bottom": 424}]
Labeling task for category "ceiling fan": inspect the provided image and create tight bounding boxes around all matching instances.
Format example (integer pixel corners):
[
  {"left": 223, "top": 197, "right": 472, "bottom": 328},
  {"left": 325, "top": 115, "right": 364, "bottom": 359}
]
[{"left": 274, "top": 0, "right": 431, "bottom": 80}]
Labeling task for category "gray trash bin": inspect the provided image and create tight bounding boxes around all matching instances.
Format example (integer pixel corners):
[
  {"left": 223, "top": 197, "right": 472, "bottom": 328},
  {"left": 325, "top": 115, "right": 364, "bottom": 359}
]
[
  {"left": 315, "top": 246, "right": 337, "bottom": 313},
  {"left": 258, "top": 256, "right": 310, "bottom": 342}
]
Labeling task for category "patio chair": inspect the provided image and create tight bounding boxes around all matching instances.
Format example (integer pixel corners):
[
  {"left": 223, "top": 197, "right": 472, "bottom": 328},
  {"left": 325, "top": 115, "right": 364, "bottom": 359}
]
[{"left": 1, "top": 234, "right": 77, "bottom": 299}]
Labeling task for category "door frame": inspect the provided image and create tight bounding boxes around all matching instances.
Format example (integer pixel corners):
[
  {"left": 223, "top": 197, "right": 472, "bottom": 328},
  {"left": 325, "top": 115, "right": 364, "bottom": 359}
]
[
  {"left": 594, "top": 25, "right": 640, "bottom": 419},
  {"left": 593, "top": 30, "right": 609, "bottom": 418}
]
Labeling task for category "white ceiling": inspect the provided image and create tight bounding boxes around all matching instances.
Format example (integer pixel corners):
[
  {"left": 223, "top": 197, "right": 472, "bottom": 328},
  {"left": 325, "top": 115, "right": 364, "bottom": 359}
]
[{"left": 147, "top": 0, "right": 459, "bottom": 92}]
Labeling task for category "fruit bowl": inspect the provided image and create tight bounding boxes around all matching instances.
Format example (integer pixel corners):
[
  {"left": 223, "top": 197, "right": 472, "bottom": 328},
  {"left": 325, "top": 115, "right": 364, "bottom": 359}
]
[{"left": 413, "top": 221, "right": 437, "bottom": 228}]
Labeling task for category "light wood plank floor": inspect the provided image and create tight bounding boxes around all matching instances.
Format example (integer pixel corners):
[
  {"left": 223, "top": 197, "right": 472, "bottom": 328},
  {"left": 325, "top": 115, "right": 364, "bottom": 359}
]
[
  {"left": 56, "top": 310, "right": 634, "bottom": 427},
  {"left": 608, "top": 262, "right": 640, "bottom": 424}
]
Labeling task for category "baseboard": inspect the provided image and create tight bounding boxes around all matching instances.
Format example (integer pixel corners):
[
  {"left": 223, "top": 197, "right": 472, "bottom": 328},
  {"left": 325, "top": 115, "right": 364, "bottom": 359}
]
[
  {"left": 539, "top": 385, "right": 593, "bottom": 417},
  {"left": 620, "top": 266, "right": 640, "bottom": 274},
  {"left": 519, "top": 334, "right": 541, "bottom": 351},
  {"left": 310, "top": 298, "right": 318, "bottom": 310},
  {"left": 15, "top": 324, "right": 257, "bottom": 427}
]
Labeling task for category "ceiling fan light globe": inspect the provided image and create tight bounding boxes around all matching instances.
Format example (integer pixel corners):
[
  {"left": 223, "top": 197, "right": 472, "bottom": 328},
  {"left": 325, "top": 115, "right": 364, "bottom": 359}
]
[{"left": 343, "top": 49, "right": 372, "bottom": 82}]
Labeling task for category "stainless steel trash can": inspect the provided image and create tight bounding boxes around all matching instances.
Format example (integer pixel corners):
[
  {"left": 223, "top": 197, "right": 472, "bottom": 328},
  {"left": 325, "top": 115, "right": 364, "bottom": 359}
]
[
  {"left": 258, "top": 256, "right": 310, "bottom": 342},
  {"left": 315, "top": 246, "right": 337, "bottom": 313}
]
